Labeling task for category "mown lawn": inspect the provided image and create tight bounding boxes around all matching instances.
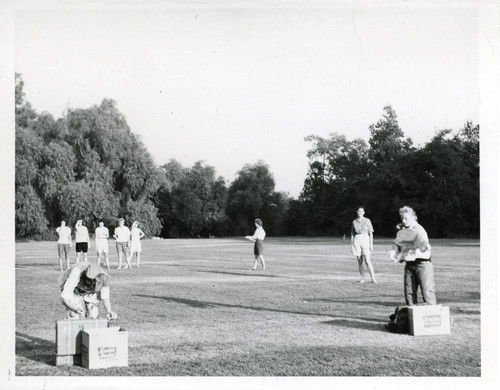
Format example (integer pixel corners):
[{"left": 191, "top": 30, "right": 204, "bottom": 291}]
[{"left": 15, "top": 237, "right": 480, "bottom": 376}]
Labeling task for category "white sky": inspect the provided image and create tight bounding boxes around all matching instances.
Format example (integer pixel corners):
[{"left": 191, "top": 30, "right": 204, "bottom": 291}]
[{"left": 15, "top": 7, "right": 478, "bottom": 197}]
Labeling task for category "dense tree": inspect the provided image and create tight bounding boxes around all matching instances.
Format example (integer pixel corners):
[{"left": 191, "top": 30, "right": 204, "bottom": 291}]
[{"left": 226, "top": 161, "right": 289, "bottom": 235}]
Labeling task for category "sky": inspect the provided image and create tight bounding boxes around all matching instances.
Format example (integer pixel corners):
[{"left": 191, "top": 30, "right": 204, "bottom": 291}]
[{"left": 15, "top": 7, "right": 479, "bottom": 197}]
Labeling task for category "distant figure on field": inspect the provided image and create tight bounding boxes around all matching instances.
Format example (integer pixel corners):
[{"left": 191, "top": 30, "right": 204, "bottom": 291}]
[
  {"left": 245, "top": 218, "right": 266, "bottom": 270},
  {"left": 74, "top": 220, "right": 89, "bottom": 263},
  {"left": 390, "top": 206, "right": 436, "bottom": 305},
  {"left": 95, "top": 221, "right": 110, "bottom": 269},
  {"left": 113, "top": 218, "right": 131, "bottom": 269},
  {"left": 129, "top": 221, "right": 145, "bottom": 268},
  {"left": 351, "top": 207, "right": 377, "bottom": 283},
  {"left": 56, "top": 221, "right": 72, "bottom": 271},
  {"left": 59, "top": 262, "right": 117, "bottom": 320}
]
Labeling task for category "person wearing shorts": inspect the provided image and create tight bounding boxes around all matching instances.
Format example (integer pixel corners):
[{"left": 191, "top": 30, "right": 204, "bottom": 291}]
[
  {"left": 56, "top": 221, "right": 72, "bottom": 271},
  {"left": 75, "top": 220, "right": 89, "bottom": 263},
  {"left": 95, "top": 221, "right": 110, "bottom": 269},
  {"left": 390, "top": 206, "right": 436, "bottom": 305},
  {"left": 113, "top": 218, "right": 131, "bottom": 270},
  {"left": 129, "top": 221, "right": 145, "bottom": 268},
  {"left": 351, "top": 207, "right": 377, "bottom": 283},
  {"left": 245, "top": 218, "right": 266, "bottom": 270}
]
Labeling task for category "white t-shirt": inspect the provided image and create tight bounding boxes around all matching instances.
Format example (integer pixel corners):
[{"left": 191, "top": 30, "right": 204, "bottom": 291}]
[
  {"left": 114, "top": 226, "right": 130, "bottom": 243},
  {"left": 95, "top": 226, "right": 109, "bottom": 239},
  {"left": 56, "top": 226, "right": 72, "bottom": 244},
  {"left": 130, "top": 227, "right": 144, "bottom": 242},
  {"left": 75, "top": 226, "right": 89, "bottom": 243},
  {"left": 61, "top": 266, "right": 110, "bottom": 302},
  {"left": 251, "top": 226, "right": 266, "bottom": 241}
]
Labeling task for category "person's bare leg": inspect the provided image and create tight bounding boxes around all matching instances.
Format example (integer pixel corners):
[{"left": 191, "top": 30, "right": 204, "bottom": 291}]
[
  {"left": 250, "top": 256, "right": 258, "bottom": 270},
  {"left": 364, "top": 253, "right": 377, "bottom": 283},
  {"left": 358, "top": 256, "right": 365, "bottom": 282},
  {"left": 259, "top": 255, "right": 266, "bottom": 270}
]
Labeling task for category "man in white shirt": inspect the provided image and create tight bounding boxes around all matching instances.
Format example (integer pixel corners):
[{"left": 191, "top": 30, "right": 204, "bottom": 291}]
[
  {"left": 113, "top": 218, "right": 131, "bottom": 270},
  {"left": 95, "top": 221, "right": 110, "bottom": 269},
  {"left": 56, "top": 221, "right": 72, "bottom": 271}
]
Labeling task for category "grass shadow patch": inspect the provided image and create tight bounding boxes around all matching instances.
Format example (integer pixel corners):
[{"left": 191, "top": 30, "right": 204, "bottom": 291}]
[{"left": 16, "top": 332, "right": 55, "bottom": 366}]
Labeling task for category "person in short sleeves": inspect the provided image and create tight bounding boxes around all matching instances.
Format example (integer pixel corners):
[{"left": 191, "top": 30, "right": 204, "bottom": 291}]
[
  {"left": 129, "top": 221, "right": 145, "bottom": 268},
  {"left": 95, "top": 221, "right": 110, "bottom": 269},
  {"left": 74, "top": 220, "right": 89, "bottom": 263},
  {"left": 56, "top": 221, "right": 72, "bottom": 271},
  {"left": 245, "top": 218, "right": 266, "bottom": 270},
  {"left": 390, "top": 206, "right": 436, "bottom": 305},
  {"left": 59, "top": 262, "right": 117, "bottom": 320},
  {"left": 113, "top": 218, "right": 131, "bottom": 270},
  {"left": 350, "top": 207, "right": 377, "bottom": 283}
]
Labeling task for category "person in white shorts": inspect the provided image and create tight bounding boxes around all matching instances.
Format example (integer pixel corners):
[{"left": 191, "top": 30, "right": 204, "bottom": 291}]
[
  {"left": 95, "top": 221, "right": 110, "bottom": 269},
  {"left": 129, "top": 221, "right": 145, "bottom": 268},
  {"left": 350, "top": 206, "right": 377, "bottom": 283},
  {"left": 56, "top": 221, "right": 72, "bottom": 271}
]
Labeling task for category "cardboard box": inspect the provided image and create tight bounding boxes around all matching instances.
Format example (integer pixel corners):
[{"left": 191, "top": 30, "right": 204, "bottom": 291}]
[
  {"left": 55, "top": 318, "right": 108, "bottom": 357},
  {"left": 408, "top": 305, "right": 451, "bottom": 336},
  {"left": 81, "top": 327, "right": 128, "bottom": 369}
]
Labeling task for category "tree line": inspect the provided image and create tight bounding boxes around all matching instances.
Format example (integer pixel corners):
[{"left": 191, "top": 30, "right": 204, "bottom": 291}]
[{"left": 15, "top": 75, "right": 479, "bottom": 239}]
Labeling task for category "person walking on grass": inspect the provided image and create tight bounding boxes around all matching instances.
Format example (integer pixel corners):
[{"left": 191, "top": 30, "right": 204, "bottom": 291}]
[
  {"left": 129, "top": 221, "right": 145, "bottom": 268},
  {"left": 74, "top": 220, "right": 89, "bottom": 263},
  {"left": 113, "top": 218, "right": 131, "bottom": 270},
  {"left": 56, "top": 221, "right": 72, "bottom": 271},
  {"left": 245, "top": 218, "right": 266, "bottom": 270},
  {"left": 390, "top": 206, "right": 436, "bottom": 305},
  {"left": 351, "top": 206, "right": 377, "bottom": 283},
  {"left": 95, "top": 221, "right": 110, "bottom": 269}
]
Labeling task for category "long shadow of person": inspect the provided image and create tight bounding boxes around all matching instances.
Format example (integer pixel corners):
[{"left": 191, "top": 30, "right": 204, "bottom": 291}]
[{"left": 16, "top": 332, "right": 56, "bottom": 365}]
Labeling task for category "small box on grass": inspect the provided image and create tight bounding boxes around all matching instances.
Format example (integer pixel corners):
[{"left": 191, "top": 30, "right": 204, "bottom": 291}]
[
  {"left": 408, "top": 305, "right": 451, "bottom": 336},
  {"left": 55, "top": 318, "right": 108, "bottom": 365},
  {"left": 81, "top": 326, "right": 128, "bottom": 369}
]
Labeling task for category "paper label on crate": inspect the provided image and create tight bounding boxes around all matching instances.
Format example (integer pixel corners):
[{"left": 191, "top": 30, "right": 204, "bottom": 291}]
[
  {"left": 423, "top": 314, "right": 442, "bottom": 328},
  {"left": 98, "top": 346, "right": 117, "bottom": 359}
]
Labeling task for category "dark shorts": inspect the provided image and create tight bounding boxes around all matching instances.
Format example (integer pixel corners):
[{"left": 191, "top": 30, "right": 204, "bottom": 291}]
[
  {"left": 58, "top": 244, "right": 70, "bottom": 257},
  {"left": 75, "top": 242, "right": 88, "bottom": 253},
  {"left": 254, "top": 240, "right": 264, "bottom": 256}
]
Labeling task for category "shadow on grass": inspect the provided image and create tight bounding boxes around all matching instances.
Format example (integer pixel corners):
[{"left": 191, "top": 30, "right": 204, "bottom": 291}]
[
  {"left": 193, "top": 269, "right": 291, "bottom": 278},
  {"left": 16, "top": 332, "right": 55, "bottom": 366},
  {"left": 16, "top": 263, "right": 60, "bottom": 270},
  {"left": 306, "top": 298, "right": 402, "bottom": 308},
  {"left": 134, "top": 294, "right": 387, "bottom": 331},
  {"left": 321, "top": 318, "right": 388, "bottom": 332}
]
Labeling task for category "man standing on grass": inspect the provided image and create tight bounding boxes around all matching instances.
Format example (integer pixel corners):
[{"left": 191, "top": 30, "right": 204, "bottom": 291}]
[
  {"left": 350, "top": 207, "right": 377, "bottom": 283},
  {"left": 390, "top": 206, "right": 436, "bottom": 305},
  {"left": 113, "top": 218, "right": 131, "bottom": 270},
  {"left": 95, "top": 221, "right": 110, "bottom": 269},
  {"left": 56, "top": 221, "right": 72, "bottom": 271}
]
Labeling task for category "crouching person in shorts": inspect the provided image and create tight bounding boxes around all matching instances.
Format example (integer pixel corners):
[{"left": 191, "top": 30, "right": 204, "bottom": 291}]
[
  {"left": 350, "top": 207, "right": 377, "bottom": 283},
  {"left": 389, "top": 206, "right": 436, "bottom": 305},
  {"left": 60, "top": 262, "right": 117, "bottom": 320}
]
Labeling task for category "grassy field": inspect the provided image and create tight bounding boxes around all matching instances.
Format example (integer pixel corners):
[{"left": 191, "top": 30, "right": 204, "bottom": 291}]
[{"left": 15, "top": 237, "right": 480, "bottom": 376}]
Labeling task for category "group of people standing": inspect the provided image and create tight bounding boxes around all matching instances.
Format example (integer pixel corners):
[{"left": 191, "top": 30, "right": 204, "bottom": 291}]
[
  {"left": 351, "top": 205, "right": 436, "bottom": 306},
  {"left": 55, "top": 218, "right": 145, "bottom": 271}
]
